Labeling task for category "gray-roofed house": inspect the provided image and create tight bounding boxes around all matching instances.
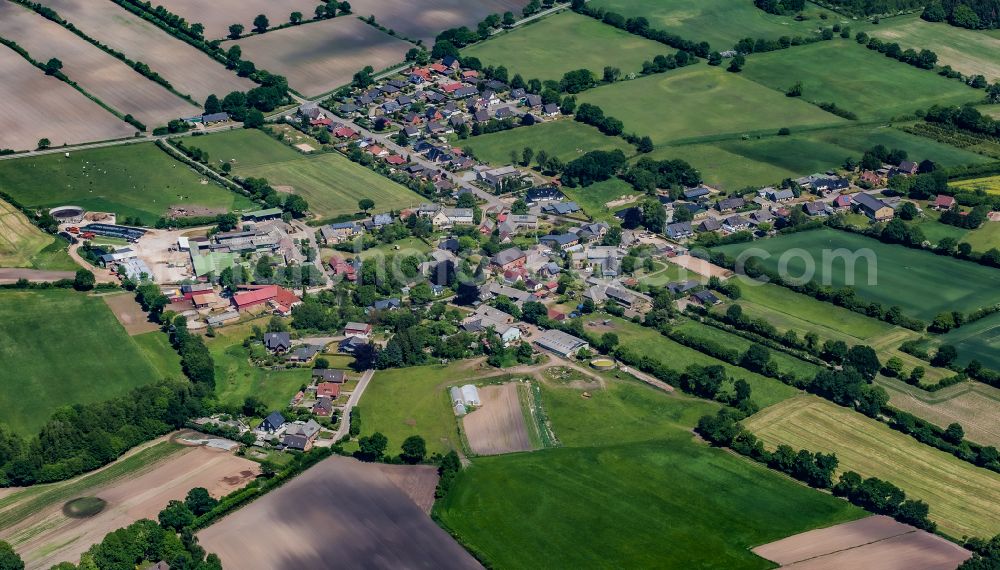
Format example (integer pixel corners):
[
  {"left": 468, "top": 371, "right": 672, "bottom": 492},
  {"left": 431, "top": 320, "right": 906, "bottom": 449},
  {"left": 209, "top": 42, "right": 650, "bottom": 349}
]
[
  {"left": 264, "top": 332, "right": 292, "bottom": 353},
  {"left": 666, "top": 221, "right": 693, "bottom": 240},
  {"left": 259, "top": 412, "right": 286, "bottom": 434},
  {"left": 541, "top": 201, "right": 581, "bottom": 216},
  {"left": 697, "top": 217, "right": 721, "bottom": 232},
  {"left": 684, "top": 186, "right": 712, "bottom": 200},
  {"left": 716, "top": 197, "right": 746, "bottom": 212},
  {"left": 802, "top": 201, "right": 829, "bottom": 217},
  {"left": 852, "top": 193, "right": 894, "bottom": 221},
  {"left": 312, "top": 369, "right": 346, "bottom": 383},
  {"left": 534, "top": 329, "right": 589, "bottom": 358},
  {"left": 766, "top": 188, "right": 795, "bottom": 202},
  {"left": 722, "top": 215, "right": 750, "bottom": 232},
  {"left": 691, "top": 290, "right": 720, "bottom": 306},
  {"left": 542, "top": 103, "right": 559, "bottom": 116}
]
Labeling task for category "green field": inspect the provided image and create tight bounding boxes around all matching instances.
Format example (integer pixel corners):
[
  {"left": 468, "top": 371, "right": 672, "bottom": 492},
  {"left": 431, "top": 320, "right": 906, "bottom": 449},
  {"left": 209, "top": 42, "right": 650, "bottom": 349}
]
[
  {"left": 0, "top": 198, "right": 76, "bottom": 270},
  {"left": 672, "top": 319, "right": 823, "bottom": 382},
  {"left": 936, "top": 311, "right": 1000, "bottom": 371},
  {"left": 656, "top": 124, "right": 989, "bottom": 191},
  {"left": 0, "top": 144, "right": 255, "bottom": 225},
  {"left": 560, "top": 177, "right": 638, "bottom": 222},
  {"left": 715, "top": 228, "right": 1000, "bottom": 321},
  {"left": 876, "top": 375, "right": 1000, "bottom": 448},
  {"left": 872, "top": 15, "right": 1000, "bottom": 81},
  {"left": 588, "top": 0, "right": 836, "bottom": 52},
  {"left": 436, "top": 372, "right": 864, "bottom": 568},
  {"left": 463, "top": 11, "right": 668, "bottom": 81},
  {"left": 585, "top": 315, "right": 800, "bottom": 408},
  {"left": 356, "top": 362, "right": 479, "bottom": 457},
  {"left": 579, "top": 66, "right": 845, "bottom": 146},
  {"left": 951, "top": 174, "right": 1000, "bottom": 194},
  {"left": 746, "top": 395, "right": 1000, "bottom": 539},
  {"left": 207, "top": 323, "right": 310, "bottom": 411},
  {"left": 0, "top": 290, "right": 182, "bottom": 435},
  {"left": 741, "top": 41, "right": 981, "bottom": 121},
  {"left": 189, "top": 129, "right": 423, "bottom": 218},
  {"left": 460, "top": 120, "right": 633, "bottom": 166}
]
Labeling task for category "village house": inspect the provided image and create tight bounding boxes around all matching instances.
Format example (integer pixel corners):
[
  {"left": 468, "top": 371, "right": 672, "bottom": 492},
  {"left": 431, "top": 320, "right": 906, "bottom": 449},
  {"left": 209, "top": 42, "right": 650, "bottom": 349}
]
[
  {"left": 802, "top": 201, "right": 829, "bottom": 217},
  {"left": 344, "top": 322, "right": 373, "bottom": 338},
  {"left": 263, "top": 332, "right": 292, "bottom": 354},
  {"left": 933, "top": 195, "right": 956, "bottom": 211},
  {"left": 491, "top": 247, "right": 527, "bottom": 271},
  {"left": 853, "top": 193, "right": 894, "bottom": 222},
  {"left": 666, "top": 221, "right": 693, "bottom": 240},
  {"left": 319, "top": 222, "right": 361, "bottom": 244},
  {"left": 716, "top": 197, "right": 745, "bottom": 213}
]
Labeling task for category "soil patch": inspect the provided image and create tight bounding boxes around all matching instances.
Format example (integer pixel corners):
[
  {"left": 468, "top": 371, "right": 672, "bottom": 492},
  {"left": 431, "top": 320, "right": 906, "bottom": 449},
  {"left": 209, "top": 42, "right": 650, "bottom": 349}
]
[
  {"left": 463, "top": 383, "right": 534, "bottom": 455},
  {"left": 103, "top": 293, "right": 159, "bottom": 335},
  {"left": 666, "top": 254, "right": 733, "bottom": 279},
  {"left": 168, "top": 205, "right": 226, "bottom": 218}
]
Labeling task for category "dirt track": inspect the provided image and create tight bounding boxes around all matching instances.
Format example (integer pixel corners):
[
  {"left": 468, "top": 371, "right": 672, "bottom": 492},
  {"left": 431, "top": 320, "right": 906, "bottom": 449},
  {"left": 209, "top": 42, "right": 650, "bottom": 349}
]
[
  {"left": 753, "top": 515, "right": 970, "bottom": 569},
  {"left": 198, "top": 455, "right": 480, "bottom": 570},
  {"left": 463, "top": 383, "right": 533, "bottom": 456},
  {"left": 6, "top": 446, "right": 257, "bottom": 570}
]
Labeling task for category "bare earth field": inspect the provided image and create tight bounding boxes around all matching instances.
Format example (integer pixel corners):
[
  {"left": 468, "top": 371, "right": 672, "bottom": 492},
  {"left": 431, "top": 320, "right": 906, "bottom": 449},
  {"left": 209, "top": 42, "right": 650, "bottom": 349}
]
[
  {"left": 754, "top": 516, "right": 970, "bottom": 570},
  {"left": 155, "top": 0, "right": 319, "bottom": 40},
  {"left": 35, "top": 0, "right": 254, "bottom": 101},
  {"left": 225, "top": 17, "right": 412, "bottom": 97},
  {"left": 350, "top": 0, "right": 529, "bottom": 44},
  {"left": 0, "top": 48, "right": 133, "bottom": 151},
  {"left": 0, "top": 0, "right": 198, "bottom": 128},
  {"left": 103, "top": 292, "right": 159, "bottom": 335},
  {"left": 372, "top": 463, "right": 440, "bottom": 513},
  {"left": 4, "top": 444, "right": 258, "bottom": 570},
  {"left": 198, "top": 455, "right": 481, "bottom": 570},
  {"left": 665, "top": 254, "right": 733, "bottom": 279},
  {"left": 463, "top": 383, "right": 534, "bottom": 455}
]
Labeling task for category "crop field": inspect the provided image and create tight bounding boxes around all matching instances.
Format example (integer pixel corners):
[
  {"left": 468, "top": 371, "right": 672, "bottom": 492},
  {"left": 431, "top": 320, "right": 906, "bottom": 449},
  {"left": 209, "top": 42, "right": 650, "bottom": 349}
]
[
  {"left": 741, "top": 41, "right": 980, "bottom": 121},
  {"left": 951, "top": 174, "right": 1000, "bottom": 194},
  {"left": 560, "top": 177, "right": 638, "bottom": 222},
  {"left": 585, "top": 316, "right": 800, "bottom": 409},
  {"left": 189, "top": 129, "right": 422, "bottom": 218},
  {"left": 873, "top": 15, "right": 1000, "bottom": 81},
  {"left": 657, "top": 124, "right": 989, "bottom": 191},
  {"left": 463, "top": 383, "right": 535, "bottom": 455},
  {"left": 154, "top": 0, "right": 319, "bottom": 40},
  {"left": 578, "top": 66, "right": 844, "bottom": 146},
  {"left": 349, "top": 0, "right": 529, "bottom": 44},
  {"left": 3, "top": 442, "right": 258, "bottom": 570},
  {"left": 35, "top": 0, "right": 253, "bottom": 101},
  {"left": 0, "top": 143, "right": 254, "bottom": 224},
  {"left": 225, "top": 17, "right": 412, "bottom": 97},
  {"left": 0, "top": 198, "right": 75, "bottom": 270},
  {"left": 753, "top": 515, "right": 970, "bottom": 570},
  {"left": 436, "top": 372, "right": 863, "bottom": 568},
  {"left": 936, "top": 310, "right": 1000, "bottom": 371},
  {"left": 588, "top": 0, "right": 835, "bottom": 52},
  {"left": 0, "top": 48, "right": 134, "bottom": 152},
  {"left": 745, "top": 395, "right": 1000, "bottom": 539},
  {"left": 876, "top": 375, "right": 1000, "bottom": 448},
  {"left": 463, "top": 11, "right": 666, "bottom": 81},
  {"left": 206, "top": 323, "right": 311, "bottom": 411},
  {"left": 714, "top": 228, "right": 1000, "bottom": 321},
  {"left": 198, "top": 455, "right": 479, "bottom": 570},
  {"left": 460, "top": 119, "right": 633, "bottom": 166},
  {"left": 0, "top": 1, "right": 198, "bottom": 129},
  {"left": 0, "top": 290, "right": 181, "bottom": 435}
]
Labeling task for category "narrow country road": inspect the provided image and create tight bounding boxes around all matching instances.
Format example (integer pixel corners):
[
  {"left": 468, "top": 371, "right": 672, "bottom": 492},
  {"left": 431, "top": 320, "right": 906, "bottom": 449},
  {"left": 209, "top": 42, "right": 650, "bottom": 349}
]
[{"left": 326, "top": 368, "right": 375, "bottom": 443}]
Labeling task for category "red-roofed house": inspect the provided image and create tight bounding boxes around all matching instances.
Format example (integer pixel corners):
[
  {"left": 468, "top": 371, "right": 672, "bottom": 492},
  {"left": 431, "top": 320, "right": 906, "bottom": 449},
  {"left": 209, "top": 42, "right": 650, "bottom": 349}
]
[
  {"left": 385, "top": 154, "right": 406, "bottom": 165},
  {"left": 311, "top": 117, "right": 333, "bottom": 127},
  {"left": 333, "top": 126, "right": 357, "bottom": 139},
  {"left": 366, "top": 144, "right": 388, "bottom": 157},
  {"left": 442, "top": 82, "right": 464, "bottom": 93},
  {"left": 860, "top": 171, "right": 884, "bottom": 187},
  {"left": 429, "top": 63, "right": 448, "bottom": 74},
  {"left": 832, "top": 194, "right": 852, "bottom": 209},
  {"left": 232, "top": 285, "right": 301, "bottom": 313},
  {"left": 547, "top": 308, "right": 566, "bottom": 321},
  {"left": 329, "top": 257, "right": 357, "bottom": 282},
  {"left": 411, "top": 68, "right": 431, "bottom": 81},
  {"left": 462, "top": 70, "right": 479, "bottom": 80},
  {"left": 316, "top": 382, "right": 341, "bottom": 399},
  {"left": 933, "top": 195, "right": 956, "bottom": 210}
]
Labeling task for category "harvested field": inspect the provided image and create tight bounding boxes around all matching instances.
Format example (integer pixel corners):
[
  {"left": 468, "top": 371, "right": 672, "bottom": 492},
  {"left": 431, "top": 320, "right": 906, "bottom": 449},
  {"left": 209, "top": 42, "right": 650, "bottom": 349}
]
[
  {"left": 0, "top": 1, "right": 198, "bottom": 128},
  {"left": 665, "top": 254, "right": 733, "bottom": 279},
  {"left": 2, "top": 442, "right": 258, "bottom": 570},
  {"left": 463, "top": 383, "right": 534, "bottom": 455},
  {"left": 226, "top": 17, "right": 412, "bottom": 97},
  {"left": 753, "top": 515, "right": 970, "bottom": 569},
  {"left": 198, "top": 455, "right": 480, "bottom": 570},
  {"left": 0, "top": 48, "right": 133, "bottom": 151},
  {"left": 102, "top": 292, "right": 159, "bottom": 335},
  {"left": 873, "top": 15, "right": 1000, "bottom": 82},
  {"left": 155, "top": 0, "right": 319, "bottom": 40},
  {"left": 876, "top": 376, "right": 1000, "bottom": 448},
  {"left": 350, "top": 0, "right": 529, "bottom": 44},
  {"left": 35, "top": 0, "right": 253, "bottom": 101}
]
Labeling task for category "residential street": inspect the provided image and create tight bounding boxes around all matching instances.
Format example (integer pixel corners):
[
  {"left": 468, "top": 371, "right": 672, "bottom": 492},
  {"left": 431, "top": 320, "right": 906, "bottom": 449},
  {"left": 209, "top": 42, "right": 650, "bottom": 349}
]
[{"left": 325, "top": 368, "right": 375, "bottom": 444}]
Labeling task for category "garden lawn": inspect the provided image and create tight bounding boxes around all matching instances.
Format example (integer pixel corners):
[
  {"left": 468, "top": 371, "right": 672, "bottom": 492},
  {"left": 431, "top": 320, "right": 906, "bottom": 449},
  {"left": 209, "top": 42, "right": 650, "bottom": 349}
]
[
  {"left": 741, "top": 41, "right": 981, "bottom": 121},
  {"left": 872, "top": 14, "right": 1000, "bottom": 82},
  {"left": 578, "top": 65, "right": 845, "bottom": 146},
  {"left": 460, "top": 120, "right": 633, "bottom": 166},
  {"left": 0, "top": 144, "right": 255, "bottom": 225},
  {"left": 588, "top": 0, "right": 835, "bottom": 52},
  {"left": 586, "top": 315, "right": 799, "bottom": 408},
  {"left": 0, "top": 290, "right": 173, "bottom": 435},
  {"left": 192, "top": 130, "right": 423, "bottom": 219},
  {"left": 463, "top": 11, "right": 668, "bottom": 81},
  {"left": 653, "top": 124, "right": 990, "bottom": 192},
  {"left": 745, "top": 394, "right": 1000, "bottom": 539},
  {"left": 436, "top": 373, "right": 863, "bottom": 568},
  {"left": 560, "top": 177, "right": 638, "bottom": 223},
  {"left": 935, "top": 310, "right": 1000, "bottom": 371},
  {"left": 207, "top": 323, "right": 310, "bottom": 411},
  {"left": 714, "top": 228, "right": 1000, "bottom": 321},
  {"left": 356, "top": 362, "right": 479, "bottom": 457}
]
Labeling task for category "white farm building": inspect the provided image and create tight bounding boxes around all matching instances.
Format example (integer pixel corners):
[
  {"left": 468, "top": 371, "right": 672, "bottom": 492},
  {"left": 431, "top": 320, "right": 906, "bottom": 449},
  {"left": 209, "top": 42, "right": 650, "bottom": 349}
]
[{"left": 450, "top": 384, "right": 481, "bottom": 416}]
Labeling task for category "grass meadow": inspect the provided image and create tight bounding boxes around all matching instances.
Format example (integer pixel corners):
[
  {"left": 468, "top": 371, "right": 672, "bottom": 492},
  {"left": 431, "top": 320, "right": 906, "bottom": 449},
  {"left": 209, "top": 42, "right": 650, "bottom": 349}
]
[
  {"left": 436, "top": 372, "right": 864, "bottom": 568},
  {"left": 585, "top": 315, "right": 800, "bottom": 408},
  {"left": 935, "top": 311, "right": 1000, "bottom": 371},
  {"left": 0, "top": 290, "right": 181, "bottom": 435},
  {"left": 0, "top": 144, "right": 254, "bottom": 224},
  {"left": 872, "top": 14, "right": 1000, "bottom": 81},
  {"left": 578, "top": 66, "right": 845, "bottom": 145},
  {"left": 876, "top": 375, "right": 1000, "bottom": 448},
  {"left": 0, "top": 198, "right": 76, "bottom": 270},
  {"left": 741, "top": 41, "right": 981, "bottom": 121},
  {"left": 746, "top": 395, "right": 1000, "bottom": 539},
  {"left": 951, "top": 174, "right": 1000, "bottom": 195},
  {"left": 463, "top": 11, "right": 667, "bottom": 81},
  {"left": 714, "top": 228, "right": 1000, "bottom": 321},
  {"left": 460, "top": 120, "right": 633, "bottom": 166},
  {"left": 560, "top": 177, "right": 639, "bottom": 222},
  {"left": 588, "top": 0, "right": 836, "bottom": 52},
  {"left": 189, "top": 130, "right": 423, "bottom": 219}
]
